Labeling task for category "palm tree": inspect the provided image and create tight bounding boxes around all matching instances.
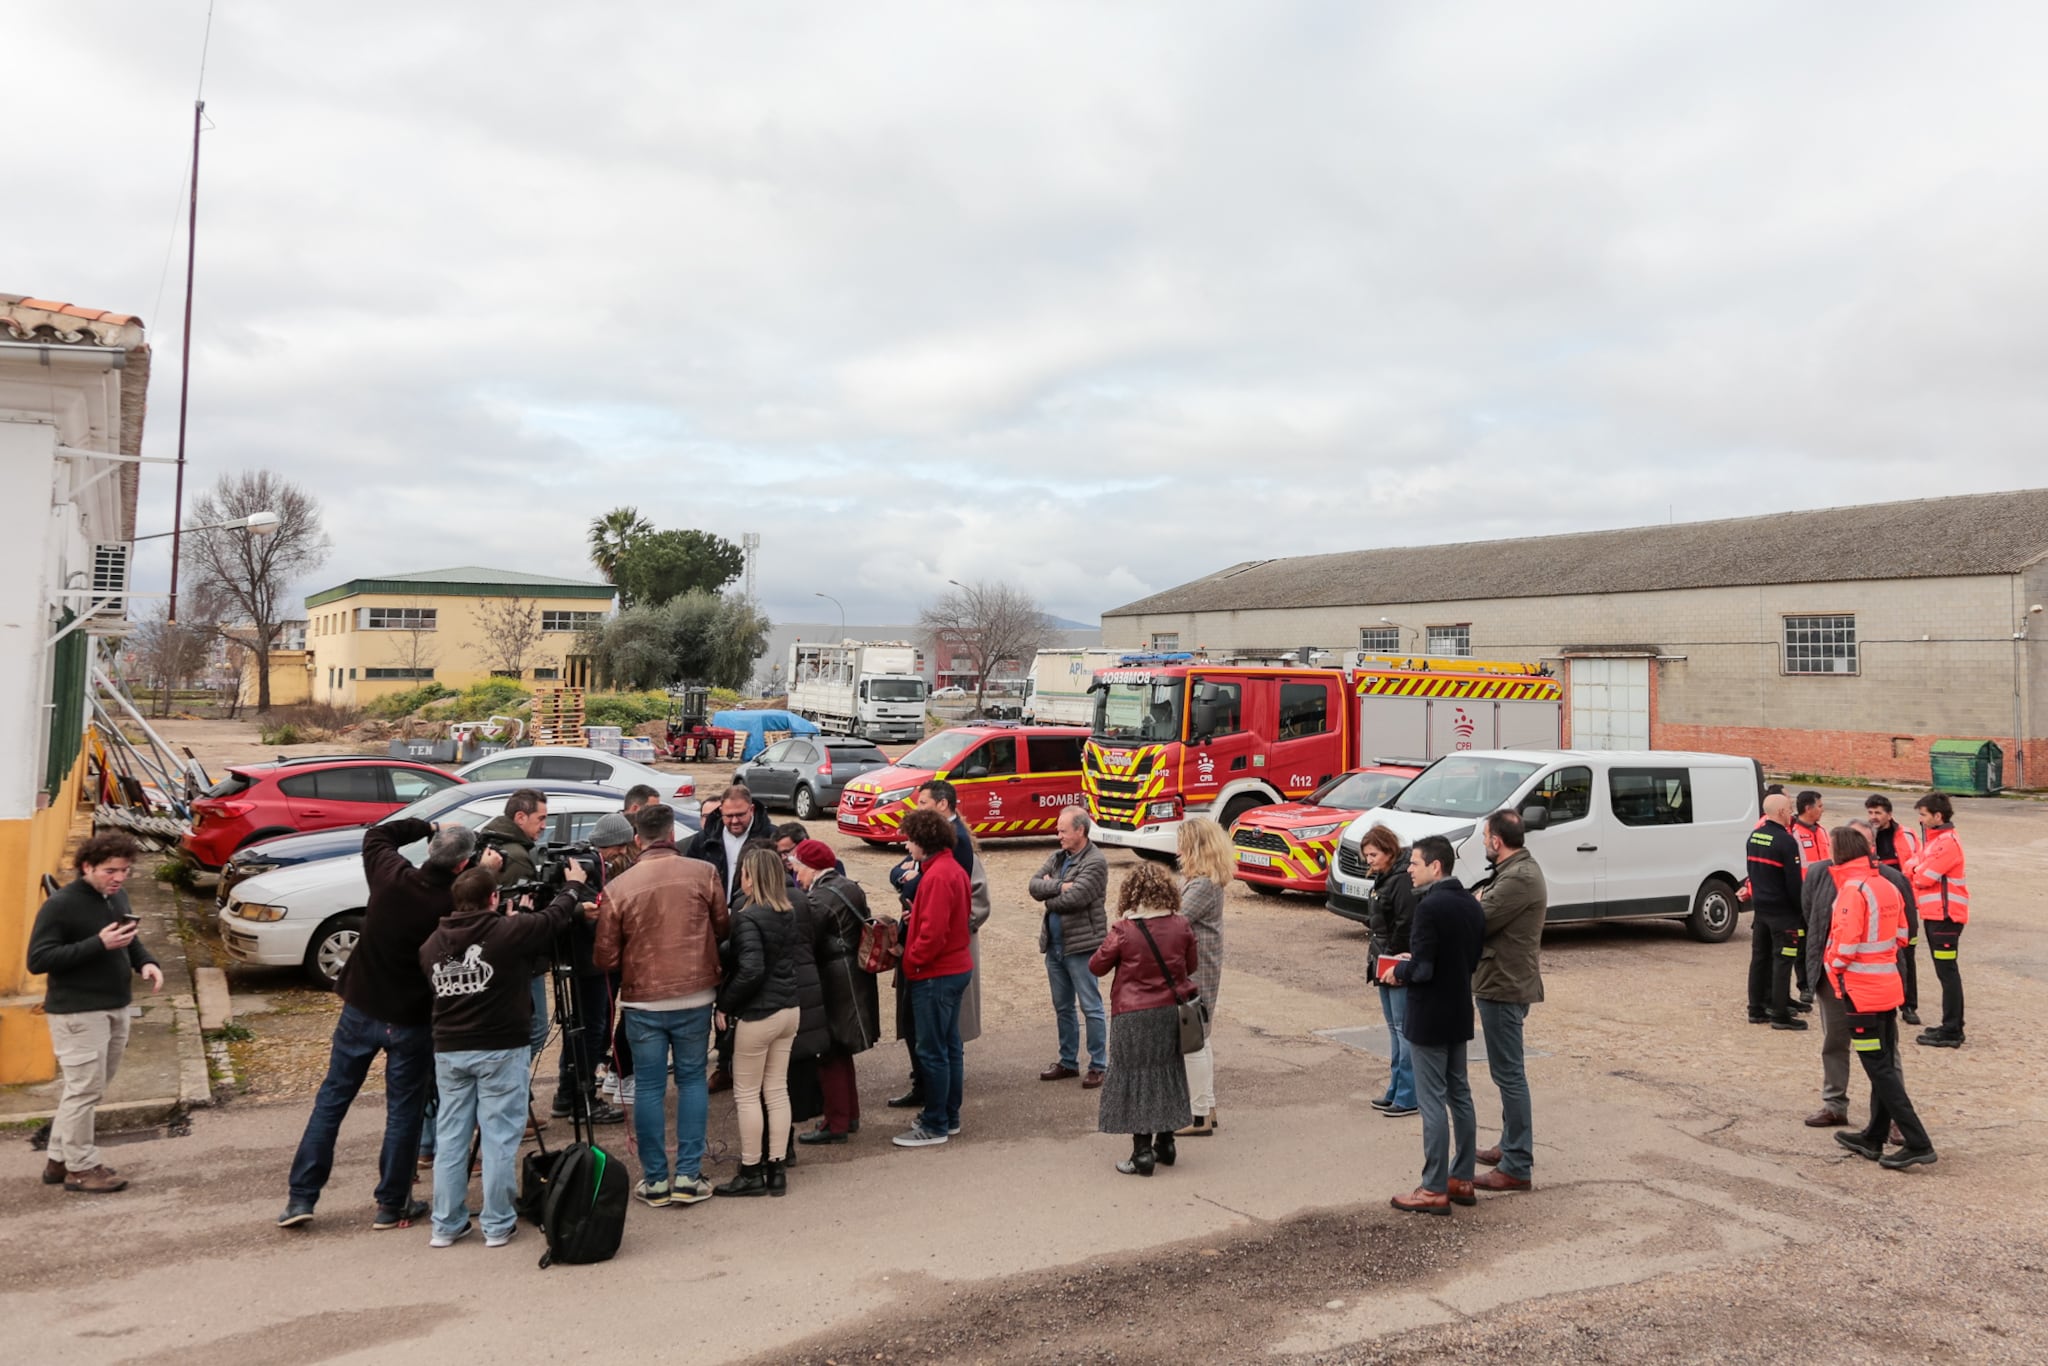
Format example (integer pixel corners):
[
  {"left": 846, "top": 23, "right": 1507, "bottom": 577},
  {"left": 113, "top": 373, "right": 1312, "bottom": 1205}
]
[{"left": 588, "top": 507, "right": 652, "bottom": 584}]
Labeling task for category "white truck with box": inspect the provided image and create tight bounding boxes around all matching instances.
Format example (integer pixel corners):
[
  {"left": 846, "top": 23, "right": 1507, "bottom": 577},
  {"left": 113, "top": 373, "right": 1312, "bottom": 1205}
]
[
  {"left": 787, "top": 640, "right": 928, "bottom": 743},
  {"left": 1023, "top": 648, "right": 1124, "bottom": 725}
]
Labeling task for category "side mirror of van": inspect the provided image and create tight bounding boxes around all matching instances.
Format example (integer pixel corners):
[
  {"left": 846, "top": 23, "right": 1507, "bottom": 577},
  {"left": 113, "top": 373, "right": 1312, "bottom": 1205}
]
[{"left": 1519, "top": 803, "right": 1550, "bottom": 831}]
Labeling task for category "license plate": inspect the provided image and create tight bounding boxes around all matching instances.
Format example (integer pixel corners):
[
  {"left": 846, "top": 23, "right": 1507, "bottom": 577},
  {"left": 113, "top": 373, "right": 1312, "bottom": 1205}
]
[{"left": 1238, "top": 852, "right": 1273, "bottom": 867}]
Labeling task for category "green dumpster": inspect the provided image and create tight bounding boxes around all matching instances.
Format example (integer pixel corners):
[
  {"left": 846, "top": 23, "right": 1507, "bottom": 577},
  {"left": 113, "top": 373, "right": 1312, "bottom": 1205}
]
[{"left": 1928, "top": 739, "right": 2003, "bottom": 795}]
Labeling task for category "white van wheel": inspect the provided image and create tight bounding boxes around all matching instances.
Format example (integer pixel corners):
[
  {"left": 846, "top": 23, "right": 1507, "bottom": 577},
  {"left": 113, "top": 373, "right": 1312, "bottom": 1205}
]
[{"left": 1686, "top": 878, "right": 1739, "bottom": 944}]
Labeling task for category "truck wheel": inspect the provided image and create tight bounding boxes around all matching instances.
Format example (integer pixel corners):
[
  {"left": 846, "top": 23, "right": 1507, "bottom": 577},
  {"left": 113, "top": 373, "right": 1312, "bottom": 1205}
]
[
  {"left": 1686, "top": 878, "right": 1740, "bottom": 944},
  {"left": 1218, "top": 795, "right": 1269, "bottom": 831},
  {"left": 793, "top": 785, "right": 819, "bottom": 821},
  {"left": 304, "top": 912, "right": 364, "bottom": 990}
]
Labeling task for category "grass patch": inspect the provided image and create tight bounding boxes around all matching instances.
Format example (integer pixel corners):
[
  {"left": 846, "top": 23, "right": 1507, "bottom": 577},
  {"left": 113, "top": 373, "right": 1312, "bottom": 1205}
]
[
  {"left": 258, "top": 722, "right": 303, "bottom": 745},
  {"left": 155, "top": 857, "right": 200, "bottom": 892},
  {"left": 420, "top": 679, "right": 532, "bottom": 723},
  {"left": 364, "top": 682, "right": 457, "bottom": 719},
  {"left": 206, "top": 1021, "right": 255, "bottom": 1043}
]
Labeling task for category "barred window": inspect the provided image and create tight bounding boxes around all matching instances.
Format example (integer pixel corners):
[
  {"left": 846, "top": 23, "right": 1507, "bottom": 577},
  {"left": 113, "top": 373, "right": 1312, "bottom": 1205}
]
[
  {"left": 365, "top": 667, "right": 435, "bottom": 680},
  {"left": 1150, "top": 632, "right": 1180, "bottom": 650},
  {"left": 542, "top": 610, "right": 605, "bottom": 633},
  {"left": 1358, "top": 626, "right": 1400, "bottom": 653},
  {"left": 364, "top": 607, "right": 436, "bottom": 631},
  {"left": 1426, "top": 625, "right": 1471, "bottom": 658},
  {"left": 1783, "top": 614, "right": 1857, "bottom": 675}
]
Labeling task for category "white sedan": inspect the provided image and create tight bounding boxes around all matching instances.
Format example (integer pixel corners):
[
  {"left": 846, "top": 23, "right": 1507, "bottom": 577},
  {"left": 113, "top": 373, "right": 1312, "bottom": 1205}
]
[
  {"left": 455, "top": 746, "right": 695, "bottom": 801},
  {"left": 218, "top": 789, "right": 646, "bottom": 988}
]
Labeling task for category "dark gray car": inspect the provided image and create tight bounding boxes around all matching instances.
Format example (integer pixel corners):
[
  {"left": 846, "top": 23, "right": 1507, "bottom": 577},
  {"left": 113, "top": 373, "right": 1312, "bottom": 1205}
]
[{"left": 736, "top": 737, "right": 893, "bottom": 820}]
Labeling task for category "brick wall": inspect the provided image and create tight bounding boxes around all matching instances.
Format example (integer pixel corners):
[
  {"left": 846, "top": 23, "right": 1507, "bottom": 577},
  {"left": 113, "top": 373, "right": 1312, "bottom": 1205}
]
[{"left": 1653, "top": 723, "right": 2041, "bottom": 787}]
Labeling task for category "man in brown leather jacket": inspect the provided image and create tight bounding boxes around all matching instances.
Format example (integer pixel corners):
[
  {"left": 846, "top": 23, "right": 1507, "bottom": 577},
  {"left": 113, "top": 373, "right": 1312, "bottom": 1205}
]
[{"left": 593, "top": 803, "right": 730, "bottom": 1208}]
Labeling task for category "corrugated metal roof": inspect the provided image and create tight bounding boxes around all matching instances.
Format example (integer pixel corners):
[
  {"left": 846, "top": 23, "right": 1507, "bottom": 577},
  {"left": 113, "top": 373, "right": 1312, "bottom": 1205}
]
[
  {"left": 1105, "top": 488, "right": 2048, "bottom": 618},
  {"left": 306, "top": 566, "right": 614, "bottom": 607}
]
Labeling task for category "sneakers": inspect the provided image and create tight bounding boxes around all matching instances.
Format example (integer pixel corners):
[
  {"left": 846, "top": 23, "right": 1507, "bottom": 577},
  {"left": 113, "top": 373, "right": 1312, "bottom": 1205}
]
[
  {"left": 668, "top": 1176, "right": 714, "bottom": 1205},
  {"left": 1380, "top": 1104, "right": 1420, "bottom": 1118},
  {"left": 1879, "top": 1146, "right": 1938, "bottom": 1170},
  {"left": 947, "top": 1121, "right": 962, "bottom": 1137},
  {"left": 797, "top": 1127, "right": 849, "bottom": 1145},
  {"left": 588, "top": 1101, "right": 626, "bottom": 1125},
  {"left": 549, "top": 1091, "right": 575, "bottom": 1118},
  {"left": 598, "top": 1072, "right": 623, "bottom": 1103},
  {"left": 276, "top": 1200, "right": 315, "bottom": 1228},
  {"left": 372, "top": 1198, "right": 429, "bottom": 1230},
  {"left": 63, "top": 1164, "right": 126, "bottom": 1194},
  {"left": 1369, "top": 1098, "right": 1394, "bottom": 1113},
  {"left": 1834, "top": 1131, "right": 1883, "bottom": 1162},
  {"left": 485, "top": 1225, "right": 518, "bottom": 1248},
  {"left": 892, "top": 1124, "right": 950, "bottom": 1148},
  {"left": 634, "top": 1178, "right": 672, "bottom": 1208},
  {"left": 429, "top": 1220, "right": 473, "bottom": 1248}
]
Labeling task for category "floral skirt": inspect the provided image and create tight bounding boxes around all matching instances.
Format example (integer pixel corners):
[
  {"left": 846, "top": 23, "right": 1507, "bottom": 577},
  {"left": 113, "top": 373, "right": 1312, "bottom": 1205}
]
[{"left": 1096, "top": 1004, "right": 1193, "bottom": 1134}]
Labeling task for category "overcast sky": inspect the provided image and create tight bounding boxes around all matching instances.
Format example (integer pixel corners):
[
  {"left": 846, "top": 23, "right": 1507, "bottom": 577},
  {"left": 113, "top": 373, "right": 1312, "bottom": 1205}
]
[{"left": 17, "top": 3, "right": 2048, "bottom": 627}]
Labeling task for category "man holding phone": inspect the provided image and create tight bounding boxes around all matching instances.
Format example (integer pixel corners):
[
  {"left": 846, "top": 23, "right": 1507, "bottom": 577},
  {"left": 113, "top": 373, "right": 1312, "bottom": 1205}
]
[{"left": 28, "top": 833, "right": 163, "bottom": 1194}]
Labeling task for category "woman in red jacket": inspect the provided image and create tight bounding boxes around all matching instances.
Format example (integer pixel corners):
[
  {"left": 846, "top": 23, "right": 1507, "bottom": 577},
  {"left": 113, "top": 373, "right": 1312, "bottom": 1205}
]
[
  {"left": 892, "top": 809, "right": 973, "bottom": 1150},
  {"left": 1089, "top": 863, "right": 1198, "bottom": 1176}
]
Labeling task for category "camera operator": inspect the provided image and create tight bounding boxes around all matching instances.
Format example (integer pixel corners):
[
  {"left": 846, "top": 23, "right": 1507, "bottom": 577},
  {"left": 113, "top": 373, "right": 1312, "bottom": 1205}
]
[
  {"left": 546, "top": 814, "right": 636, "bottom": 1127},
  {"left": 278, "top": 819, "right": 492, "bottom": 1230},
  {"left": 420, "top": 859, "right": 591, "bottom": 1249},
  {"left": 475, "top": 789, "right": 552, "bottom": 1128}
]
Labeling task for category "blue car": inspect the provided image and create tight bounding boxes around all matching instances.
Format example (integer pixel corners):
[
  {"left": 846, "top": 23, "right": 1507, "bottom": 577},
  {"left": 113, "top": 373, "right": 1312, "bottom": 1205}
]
[{"left": 215, "top": 778, "right": 700, "bottom": 905}]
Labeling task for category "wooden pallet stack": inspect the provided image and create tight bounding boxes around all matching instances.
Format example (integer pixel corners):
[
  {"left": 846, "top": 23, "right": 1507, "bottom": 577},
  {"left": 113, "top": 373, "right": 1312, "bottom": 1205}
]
[{"left": 531, "top": 687, "right": 587, "bottom": 747}]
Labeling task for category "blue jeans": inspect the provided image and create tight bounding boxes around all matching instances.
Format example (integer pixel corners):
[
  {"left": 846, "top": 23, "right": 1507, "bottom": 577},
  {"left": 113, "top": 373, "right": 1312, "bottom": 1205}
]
[
  {"left": 1377, "top": 983, "right": 1415, "bottom": 1109},
  {"left": 623, "top": 1005, "right": 713, "bottom": 1185},
  {"left": 1045, "top": 951, "right": 1108, "bottom": 1072},
  {"left": 909, "top": 971, "right": 970, "bottom": 1134},
  {"left": 1411, "top": 1039, "right": 1475, "bottom": 1193},
  {"left": 1476, "top": 998, "right": 1533, "bottom": 1179},
  {"left": 528, "top": 974, "right": 551, "bottom": 1064},
  {"left": 286, "top": 1003, "right": 434, "bottom": 1212},
  {"left": 432, "top": 1048, "right": 528, "bottom": 1240}
]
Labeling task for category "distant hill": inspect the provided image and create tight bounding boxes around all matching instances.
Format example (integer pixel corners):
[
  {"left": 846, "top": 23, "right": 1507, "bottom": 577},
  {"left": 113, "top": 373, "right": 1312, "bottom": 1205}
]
[{"left": 1046, "top": 614, "right": 1097, "bottom": 630}]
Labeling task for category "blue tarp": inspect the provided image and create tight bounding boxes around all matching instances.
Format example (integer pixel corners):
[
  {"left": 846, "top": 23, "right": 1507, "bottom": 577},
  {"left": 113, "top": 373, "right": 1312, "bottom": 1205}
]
[{"left": 712, "top": 709, "right": 822, "bottom": 760}]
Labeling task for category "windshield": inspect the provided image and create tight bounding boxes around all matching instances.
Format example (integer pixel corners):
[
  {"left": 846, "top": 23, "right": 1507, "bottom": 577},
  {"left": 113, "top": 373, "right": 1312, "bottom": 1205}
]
[
  {"left": 1387, "top": 756, "right": 1540, "bottom": 818},
  {"left": 898, "top": 730, "right": 982, "bottom": 771},
  {"left": 1310, "top": 770, "right": 1415, "bottom": 812},
  {"left": 869, "top": 678, "right": 927, "bottom": 702},
  {"left": 1092, "top": 678, "right": 1184, "bottom": 742}
]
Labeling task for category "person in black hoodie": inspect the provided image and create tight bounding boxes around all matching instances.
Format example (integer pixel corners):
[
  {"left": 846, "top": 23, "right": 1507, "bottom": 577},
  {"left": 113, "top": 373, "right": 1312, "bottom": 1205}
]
[
  {"left": 1359, "top": 823, "right": 1419, "bottom": 1118},
  {"left": 1380, "top": 835, "right": 1485, "bottom": 1216},
  {"left": 279, "top": 819, "right": 488, "bottom": 1230},
  {"left": 713, "top": 846, "right": 803, "bottom": 1198},
  {"left": 29, "top": 833, "right": 162, "bottom": 1195},
  {"left": 419, "top": 863, "right": 589, "bottom": 1249}
]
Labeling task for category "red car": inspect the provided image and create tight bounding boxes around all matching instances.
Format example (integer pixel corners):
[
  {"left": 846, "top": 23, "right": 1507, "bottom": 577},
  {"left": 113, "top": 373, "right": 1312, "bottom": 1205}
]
[
  {"left": 1230, "top": 763, "right": 1424, "bottom": 894},
  {"left": 836, "top": 724, "right": 1089, "bottom": 846},
  {"left": 180, "top": 757, "right": 464, "bottom": 869}
]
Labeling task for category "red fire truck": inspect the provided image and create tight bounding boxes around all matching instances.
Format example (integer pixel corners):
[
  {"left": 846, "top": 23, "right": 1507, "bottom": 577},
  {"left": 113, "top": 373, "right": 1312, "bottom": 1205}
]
[{"left": 1082, "top": 653, "right": 1564, "bottom": 855}]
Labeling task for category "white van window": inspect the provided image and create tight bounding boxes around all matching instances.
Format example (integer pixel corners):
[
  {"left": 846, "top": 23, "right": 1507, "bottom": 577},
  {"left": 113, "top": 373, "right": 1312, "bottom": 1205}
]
[
  {"left": 1390, "top": 756, "right": 1540, "bottom": 819},
  {"left": 1527, "top": 767, "right": 1592, "bottom": 824},
  {"left": 1609, "top": 768, "right": 1692, "bottom": 827}
]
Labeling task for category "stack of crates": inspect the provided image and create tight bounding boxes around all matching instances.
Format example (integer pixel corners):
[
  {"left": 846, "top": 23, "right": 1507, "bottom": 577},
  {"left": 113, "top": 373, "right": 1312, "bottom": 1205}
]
[
  {"left": 531, "top": 687, "right": 587, "bottom": 747},
  {"left": 585, "top": 724, "right": 624, "bottom": 755},
  {"left": 619, "top": 735, "right": 658, "bottom": 763}
]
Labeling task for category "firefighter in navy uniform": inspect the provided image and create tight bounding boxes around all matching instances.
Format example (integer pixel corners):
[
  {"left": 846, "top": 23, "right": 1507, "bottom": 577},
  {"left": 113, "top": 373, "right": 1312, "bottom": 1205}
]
[
  {"left": 1822, "top": 825, "right": 1936, "bottom": 1169},
  {"left": 1863, "top": 795, "right": 1923, "bottom": 1025},
  {"left": 1746, "top": 793, "right": 1808, "bottom": 1029}
]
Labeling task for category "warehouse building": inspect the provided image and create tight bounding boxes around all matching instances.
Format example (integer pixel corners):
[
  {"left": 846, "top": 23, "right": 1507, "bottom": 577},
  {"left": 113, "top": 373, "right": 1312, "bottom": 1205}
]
[{"left": 1102, "top": 490, "right": 2048, "bottom": 787}]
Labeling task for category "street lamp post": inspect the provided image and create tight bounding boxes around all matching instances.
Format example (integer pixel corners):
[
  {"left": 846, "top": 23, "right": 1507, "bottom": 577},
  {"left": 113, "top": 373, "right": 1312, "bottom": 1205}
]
[
  {"left": 814, "top": 591, "right": 846, "bottom": 635},
  {"left": 140, "top": 511, "right": 280, "bottom": 622}
]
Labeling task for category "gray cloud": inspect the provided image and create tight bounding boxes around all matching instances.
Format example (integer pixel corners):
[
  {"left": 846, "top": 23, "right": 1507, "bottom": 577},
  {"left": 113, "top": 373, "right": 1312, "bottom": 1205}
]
[{"left": 17, "top": 2, "right": 2048, "bottom": 628}]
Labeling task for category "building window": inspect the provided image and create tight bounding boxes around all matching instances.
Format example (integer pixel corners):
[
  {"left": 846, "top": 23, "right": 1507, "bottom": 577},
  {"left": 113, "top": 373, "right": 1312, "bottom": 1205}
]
[
  {"left": 364, "top": 667, "right": 435, "bottom": 680},
  {"left": 1783, "top": 614, "right": 1857, "bottom": 675},
  {"left": 532, "top": 666, "right": 560, "bottom": 681},
  {"left": 1426, "top": 625, "right": 1471, "bottom": 657},
  {"left": 1358, "top": 626, "right": 1400, "bottom": 654},
  {"left": 363, "top": 607, "right": 437, "bottom": 631},
  {"left": 1149, "top": 632, "right": 1180, "bottom": 650},
  {"left": 542, "top": 610, "right": 605, "bottom": 633},
  {"left": 489, "top": 669, "right": 522, "bottom": 679}
]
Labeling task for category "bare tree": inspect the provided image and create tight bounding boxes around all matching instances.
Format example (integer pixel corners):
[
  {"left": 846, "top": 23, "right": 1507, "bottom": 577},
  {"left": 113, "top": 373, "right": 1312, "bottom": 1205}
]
[
  {"left": 385, "top": 598, "right": 441, "bottom": 683},
  {"left": 470, "top": 594, "right": 555, "bottom": 679},
  {"left": 131, "top": 600, "right": 217, "bottom": 717},
  {"left": 184, "top": 471, "right": 329, "bottom": 712},
  {"left": 916, "top": 579, "right": 1054, "bottom": 719}
]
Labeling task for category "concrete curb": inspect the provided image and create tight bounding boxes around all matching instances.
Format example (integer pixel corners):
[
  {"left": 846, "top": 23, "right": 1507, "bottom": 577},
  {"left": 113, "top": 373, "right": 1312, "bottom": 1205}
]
[{"left": 172, "top": 992, "right": 213, "bottom": 1111}]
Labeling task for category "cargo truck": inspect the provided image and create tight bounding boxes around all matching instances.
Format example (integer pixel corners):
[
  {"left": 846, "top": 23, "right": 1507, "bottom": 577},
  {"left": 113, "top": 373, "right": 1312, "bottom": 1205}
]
[
  {"left": 1023, "top": 648, "right": 1124, "bottom": 725},
  {"left": 787, "top": 640, "right": 929, "bottom": 743}
]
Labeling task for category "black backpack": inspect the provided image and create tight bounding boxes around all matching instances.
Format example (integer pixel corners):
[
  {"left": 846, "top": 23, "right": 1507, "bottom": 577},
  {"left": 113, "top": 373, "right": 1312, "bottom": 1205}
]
[{"left": 534, "top": 1139, "right": 628, "bottom": 1268}]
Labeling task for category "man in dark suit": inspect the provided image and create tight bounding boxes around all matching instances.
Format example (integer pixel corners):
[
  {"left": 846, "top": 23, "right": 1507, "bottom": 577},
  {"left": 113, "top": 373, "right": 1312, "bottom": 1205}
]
[{"left": 1380, "top": 834, "right": 1486, "bottom": 1216}]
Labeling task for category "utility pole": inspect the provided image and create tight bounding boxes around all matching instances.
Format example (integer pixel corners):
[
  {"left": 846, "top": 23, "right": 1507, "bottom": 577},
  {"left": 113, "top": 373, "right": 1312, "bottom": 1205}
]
[
  {"left": 741, "top": 531, "right": 760, "bottom": 601},
  {"left": 168, "top": 97, "right": 204, "bottom": 622}
]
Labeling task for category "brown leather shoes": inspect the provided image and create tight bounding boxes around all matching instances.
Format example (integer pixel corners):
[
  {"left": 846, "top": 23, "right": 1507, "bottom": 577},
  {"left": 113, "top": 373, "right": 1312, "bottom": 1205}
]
[
  {"left": 1475, "top": 1146, "right": 1502, "bottom": 1167},
  {"left": 1448, "top": 1178, "right": 1476, "bottom": 1207},
  {"left": 1804, "top": 1108, "right": 1849, "bottom": 1128},
  {"left": 1390, "top": 1186, "right": 1451, "bottom": 1215},
  {"left": 1473, "top": 1170, "right": 1532, "bottom": 1192},
  {"left": 42, "top": 1158, "right": 66, "bottom": 1186},
  {"left": 1039, "top": 1064, "right": 1080, "bottom": 1082},
  {"left": 1081, "top": 1069, "right": 1106, "bottom": 1089},
  {"left": 63, "top": 1164, "right": 127, "bottom": 1194}
]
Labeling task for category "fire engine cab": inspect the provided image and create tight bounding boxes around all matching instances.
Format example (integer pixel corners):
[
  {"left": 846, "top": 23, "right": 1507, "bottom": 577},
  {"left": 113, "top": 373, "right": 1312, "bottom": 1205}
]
[{"left": 1082, "top": 652, "right": 1563, "bottom": 854}]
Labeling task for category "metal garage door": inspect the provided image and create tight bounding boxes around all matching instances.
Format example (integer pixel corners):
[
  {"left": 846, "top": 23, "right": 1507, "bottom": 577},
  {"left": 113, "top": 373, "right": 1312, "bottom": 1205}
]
[{"left": 1569, "top": 657, "right": 1649, "bottom": 750}]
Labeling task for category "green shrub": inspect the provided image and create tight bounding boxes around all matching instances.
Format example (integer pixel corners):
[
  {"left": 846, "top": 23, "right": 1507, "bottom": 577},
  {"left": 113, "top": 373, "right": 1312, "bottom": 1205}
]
[
  {"left": 259, "top": 722, "right": 302, "bottom": 745},
  {"left": 364, "top": 683, "right": 455, "bottom": 719},
  {"left": 421, "top": 679, "right": 533, "bottom": 723},
  {"left": 584, "top": 691, "right": 671, "bottom": 729}
]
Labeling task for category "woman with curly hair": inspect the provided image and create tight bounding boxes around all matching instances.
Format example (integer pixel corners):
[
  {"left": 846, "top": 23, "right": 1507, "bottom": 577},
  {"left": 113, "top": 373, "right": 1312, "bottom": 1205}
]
[
  {"left": 1088, "top": 862, "right": 1198, "bottom": 1176},
  {"left": 1174, "top": 817, "right": 1231, "bottom": 1136}
]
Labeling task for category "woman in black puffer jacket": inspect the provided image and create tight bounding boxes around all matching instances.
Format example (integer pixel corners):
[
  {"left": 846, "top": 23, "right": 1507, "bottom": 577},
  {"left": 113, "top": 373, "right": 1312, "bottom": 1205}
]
[
  {"left": 1359, "top": 824, "right": 1419, "bottom": 1117},
  {"left": 715, "top": 846, "right": 803, "bottom": 1197}
]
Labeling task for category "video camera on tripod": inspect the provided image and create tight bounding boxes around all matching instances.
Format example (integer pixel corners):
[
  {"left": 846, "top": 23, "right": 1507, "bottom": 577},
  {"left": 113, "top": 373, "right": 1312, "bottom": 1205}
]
[{"left": 496, "top": 840, "right": 605, "bottom": 907}]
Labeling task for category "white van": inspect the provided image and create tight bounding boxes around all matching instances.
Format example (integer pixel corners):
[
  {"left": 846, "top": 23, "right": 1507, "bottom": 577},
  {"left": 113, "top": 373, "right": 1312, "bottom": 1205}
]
[{"left": 1324, "top": 749, "right": 1762, "bottom": 942}]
